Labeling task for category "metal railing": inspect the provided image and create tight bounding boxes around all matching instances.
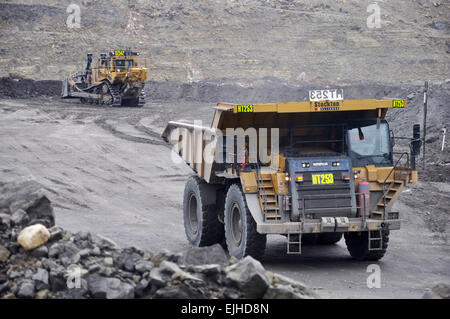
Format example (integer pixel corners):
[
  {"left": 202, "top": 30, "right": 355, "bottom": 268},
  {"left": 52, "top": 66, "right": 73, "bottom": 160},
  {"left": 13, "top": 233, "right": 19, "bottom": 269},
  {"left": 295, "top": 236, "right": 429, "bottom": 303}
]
[{"left": 382, "top": 151, "right": 410, "bottom": 219}]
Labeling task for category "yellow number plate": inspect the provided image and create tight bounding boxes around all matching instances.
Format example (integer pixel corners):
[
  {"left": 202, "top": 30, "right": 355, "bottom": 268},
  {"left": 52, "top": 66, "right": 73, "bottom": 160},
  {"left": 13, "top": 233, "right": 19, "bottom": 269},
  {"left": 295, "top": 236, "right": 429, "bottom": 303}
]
[
  {"left": 392, "top": 100, "right": 405, "bottom": 108},
  {"left": 115, "top": 50, "right": 125, "bottom": 56},
  {"left": 312, "top": 173, "right": 334, "bottom": 185},
  {"left": 237, "top": 104, "right": 253, "bottom": 113}
]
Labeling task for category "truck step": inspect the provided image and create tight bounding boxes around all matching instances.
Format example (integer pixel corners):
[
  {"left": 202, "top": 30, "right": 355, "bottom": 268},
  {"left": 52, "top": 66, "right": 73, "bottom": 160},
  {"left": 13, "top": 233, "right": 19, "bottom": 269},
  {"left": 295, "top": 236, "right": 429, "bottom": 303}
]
[
  {"left": 287, "top": 233, "right": 301, "bottom": 254},
  {"left": 368, "top": 230, "right": 383, "bottom": 251}
]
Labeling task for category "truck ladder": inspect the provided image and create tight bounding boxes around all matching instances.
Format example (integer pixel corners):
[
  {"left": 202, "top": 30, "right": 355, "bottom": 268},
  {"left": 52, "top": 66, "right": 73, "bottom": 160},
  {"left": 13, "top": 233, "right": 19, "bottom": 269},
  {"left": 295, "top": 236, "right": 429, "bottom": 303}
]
[
  {"left": 287, "top": 233, "right": 301, "bottom": 254},
  {"left": 368, "top": 229, "right": 383, "bottom": 251},
  {"left": 371, "top": 153, "right": 411, "bottom": 219},
  {"left": 255, "top": 163, "right": 281, "bottom": 222}
]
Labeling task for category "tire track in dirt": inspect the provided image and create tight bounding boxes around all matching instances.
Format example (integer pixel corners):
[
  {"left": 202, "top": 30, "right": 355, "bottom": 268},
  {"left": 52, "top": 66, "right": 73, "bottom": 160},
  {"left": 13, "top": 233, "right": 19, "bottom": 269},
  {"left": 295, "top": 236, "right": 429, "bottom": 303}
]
[{"left": 94, "top": 117, "right": 167, "bottom": 146}]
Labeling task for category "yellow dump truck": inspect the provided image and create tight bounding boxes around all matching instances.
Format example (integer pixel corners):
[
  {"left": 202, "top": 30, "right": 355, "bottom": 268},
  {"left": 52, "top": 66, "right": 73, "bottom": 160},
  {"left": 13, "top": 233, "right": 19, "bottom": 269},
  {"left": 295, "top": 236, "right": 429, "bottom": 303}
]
[
  {"left": 162, "top": 90, "right": 421, "bottom": 260},
  {"left": 61, "top": 49, "right": 148, "bottom": 107}
]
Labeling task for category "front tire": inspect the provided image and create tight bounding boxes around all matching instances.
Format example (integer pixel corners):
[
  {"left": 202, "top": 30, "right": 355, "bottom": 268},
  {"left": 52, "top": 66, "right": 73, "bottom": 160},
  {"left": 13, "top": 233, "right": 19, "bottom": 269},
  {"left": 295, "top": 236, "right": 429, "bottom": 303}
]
[
  {"left": 224, "top": 184, "right": 266, "bottom": 260},
  {"left": 344, "top": 230, "right": 389, "bottom": 261},
  {"left": 183, "top": 176, "right": 224, "bottom": 247}
]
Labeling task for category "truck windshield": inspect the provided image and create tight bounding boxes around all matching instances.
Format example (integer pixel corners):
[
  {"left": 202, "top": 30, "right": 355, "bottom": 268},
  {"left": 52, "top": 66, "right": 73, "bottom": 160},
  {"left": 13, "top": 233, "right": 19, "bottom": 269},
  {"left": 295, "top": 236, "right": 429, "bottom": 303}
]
[{"left": 347, "top": 122, "right": 391, "bottom": 166}]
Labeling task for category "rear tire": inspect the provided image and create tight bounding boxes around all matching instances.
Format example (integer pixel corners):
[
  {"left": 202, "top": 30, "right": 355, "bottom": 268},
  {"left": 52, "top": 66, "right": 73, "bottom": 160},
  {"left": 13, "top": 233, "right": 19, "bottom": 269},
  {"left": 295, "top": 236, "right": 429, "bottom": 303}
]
[
  {"left": 344, "top": 230, "right": 389, "bottom": 261},
  {"left": 183, "top": 176, "right": 224, "bottom": 247},
  {"left": 224, "top": 184, "right": 266, "bottom": 260}
]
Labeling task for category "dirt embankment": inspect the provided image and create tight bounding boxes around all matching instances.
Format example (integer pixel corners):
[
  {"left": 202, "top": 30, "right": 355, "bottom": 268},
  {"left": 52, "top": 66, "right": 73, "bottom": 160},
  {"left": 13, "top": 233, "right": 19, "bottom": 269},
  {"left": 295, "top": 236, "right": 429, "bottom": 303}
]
[{"left": 0, "top": 76, "right": 61, "bottom": 98}]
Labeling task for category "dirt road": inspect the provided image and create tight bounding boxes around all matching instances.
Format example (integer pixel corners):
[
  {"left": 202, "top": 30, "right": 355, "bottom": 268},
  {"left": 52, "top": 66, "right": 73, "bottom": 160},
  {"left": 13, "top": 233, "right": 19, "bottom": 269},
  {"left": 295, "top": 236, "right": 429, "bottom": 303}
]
[{"left": 0, "top": 97, "right": 448, "bottom": 298}]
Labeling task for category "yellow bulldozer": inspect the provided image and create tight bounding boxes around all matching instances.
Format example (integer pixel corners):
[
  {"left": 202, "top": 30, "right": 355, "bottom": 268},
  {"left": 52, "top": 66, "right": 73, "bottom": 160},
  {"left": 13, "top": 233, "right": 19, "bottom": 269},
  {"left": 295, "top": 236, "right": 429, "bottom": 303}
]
[
  {"left": 62, "top": 49, "right": 148, "bottom": 107},
  {"left": 162, "top": 90, "right": 422, "bottom": 261}
]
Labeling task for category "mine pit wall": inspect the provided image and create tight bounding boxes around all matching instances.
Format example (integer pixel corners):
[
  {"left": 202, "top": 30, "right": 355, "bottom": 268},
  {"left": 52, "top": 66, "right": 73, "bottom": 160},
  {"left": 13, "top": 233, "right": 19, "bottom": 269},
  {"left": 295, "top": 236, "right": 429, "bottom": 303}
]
[{"left": 0, "top": 76, "right": 424, "bottom": 102}]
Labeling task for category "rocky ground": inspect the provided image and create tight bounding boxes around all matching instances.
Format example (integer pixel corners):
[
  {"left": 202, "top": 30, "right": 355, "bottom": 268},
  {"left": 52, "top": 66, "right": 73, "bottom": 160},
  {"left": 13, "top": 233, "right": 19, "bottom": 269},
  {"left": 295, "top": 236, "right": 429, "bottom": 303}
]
[{"left": 0, "top": 180, "right": 319, "bottom": 299}]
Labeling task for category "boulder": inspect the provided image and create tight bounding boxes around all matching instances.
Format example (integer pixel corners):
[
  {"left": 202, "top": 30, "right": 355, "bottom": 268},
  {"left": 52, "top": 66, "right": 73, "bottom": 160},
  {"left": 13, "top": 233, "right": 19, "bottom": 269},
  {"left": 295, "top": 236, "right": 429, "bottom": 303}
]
[
  {"left": 30, "top": 245, "right": 48, "bottom": 258},
  {"left": 134, "top": 279, "right": 150, "bottom": 298},
  {"left": 114, "top": 247, "right": 142, "bottom": 272},
  {"left": 423, "top": 283, "right": 450, "bottom": 299},
  {"left": 0, "top": 283, "right": 10, "bottom": 295},
  {"left": 17, "top": 280, "right": 35, "bottom": 299},
  {"left": 104, "top": 257, "right": 114, "bottom": 267},
  {"left": 159, "top": 260, "right": 202, "bottom": 282},
  {"left": 0, "top": 180, "right": 55, "bottom": 228},
  {"left": 179, "top": 244, "right": 229, "bottom": 266},
  {"left": 135, "top": 260, "right": 154, "bottom": 274},
  {"left": 225, "top": 256, "right": 270, "bottom": 298},
  {"left": 49, "top": 266, "right": 66, "bottom": 292},
  {"left": 149, "top": 267, "right": 166, "bottom": 287},
  {"left": 0, "top": 214, "right": 11, "bottom": 229},
  {"left": 11, "top": 209, "right": 29, "bottom": 226},
  {"left": 264, "top": 284, "right": 306, "bottom": 299},
  {"left": 269, "top": 273, "right": 319, "bottom": 299},
  {"left": 0, "top": 244, "right": 11, "bottom": 262},
  {"left": 91, "top": 247, "right": 101, "bottom": 256},
  {"left": 32, "top": 268, "right": 49, "bottom": 291},
  {"left": 48, "top": 241, "right": 79, "bottom": 261},
  {"left": 17, "top": 224, "right": 50, "bottom": 250},
  {"left": 87, "top": 274, "right": 134, "bottom": 299},
  {"left": 47, "top": 226, "right": 64, "bottom": 242},
  {"left": 35, "top": 289, "right": 50, "bottom": 299}
]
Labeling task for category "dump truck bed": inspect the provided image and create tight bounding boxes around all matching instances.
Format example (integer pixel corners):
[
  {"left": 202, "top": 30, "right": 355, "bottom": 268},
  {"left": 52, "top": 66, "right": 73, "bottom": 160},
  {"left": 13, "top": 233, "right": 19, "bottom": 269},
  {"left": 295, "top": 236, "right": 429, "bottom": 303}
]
[{"left": 161, "top": 98, "right": 407, "bottom": 182}]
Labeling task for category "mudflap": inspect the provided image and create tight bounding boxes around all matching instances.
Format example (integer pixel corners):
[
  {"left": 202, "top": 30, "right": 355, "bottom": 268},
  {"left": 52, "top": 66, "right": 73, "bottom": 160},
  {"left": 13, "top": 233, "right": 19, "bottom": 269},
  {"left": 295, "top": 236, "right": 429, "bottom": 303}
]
[{"left": 244, "top": 193, "right": 264, "bottom": 226}]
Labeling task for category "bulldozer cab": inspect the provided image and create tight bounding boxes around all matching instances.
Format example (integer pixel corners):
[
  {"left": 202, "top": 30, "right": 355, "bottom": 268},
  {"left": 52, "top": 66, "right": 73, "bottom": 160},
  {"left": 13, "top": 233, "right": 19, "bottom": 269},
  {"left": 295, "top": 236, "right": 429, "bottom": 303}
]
[{"left": 112, "top": 59, "right": 134, "bottom": 72}]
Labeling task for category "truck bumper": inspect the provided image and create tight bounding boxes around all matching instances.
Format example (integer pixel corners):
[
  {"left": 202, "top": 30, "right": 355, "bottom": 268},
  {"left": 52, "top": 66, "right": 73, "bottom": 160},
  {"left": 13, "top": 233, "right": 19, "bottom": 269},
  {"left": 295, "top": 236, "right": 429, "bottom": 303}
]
[{"left": 256, "top": 217, "right": 401, "bottom": 234}]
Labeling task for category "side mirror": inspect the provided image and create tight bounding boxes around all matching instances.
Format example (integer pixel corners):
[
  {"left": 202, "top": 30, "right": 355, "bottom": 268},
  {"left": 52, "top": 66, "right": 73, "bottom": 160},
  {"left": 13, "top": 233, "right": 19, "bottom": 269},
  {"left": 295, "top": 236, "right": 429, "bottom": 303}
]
[
  {"left": 390, "top": 130, "right": 395, "bottom": 147},
  {"left": 411, "top": 124, "right": 422, "bottom": 156}
]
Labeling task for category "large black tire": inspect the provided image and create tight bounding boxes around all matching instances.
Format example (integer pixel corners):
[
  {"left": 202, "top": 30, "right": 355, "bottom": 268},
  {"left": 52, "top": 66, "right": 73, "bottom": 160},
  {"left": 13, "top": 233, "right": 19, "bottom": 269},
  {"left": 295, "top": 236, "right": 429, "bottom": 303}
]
[
  {"left": 183, "top": 176, "right": 224, "bottom": 247},
  {"left": 344, "top": 230, "right": 389, "bottom": 261},
  {"left": 224, "top": 184, "right": 266, "bottom": 260}
]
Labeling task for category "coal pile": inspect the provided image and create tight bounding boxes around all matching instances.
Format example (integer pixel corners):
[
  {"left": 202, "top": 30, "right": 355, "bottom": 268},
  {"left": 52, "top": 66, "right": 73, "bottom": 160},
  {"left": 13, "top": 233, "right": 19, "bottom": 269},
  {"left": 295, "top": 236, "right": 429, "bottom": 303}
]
[
  {"left": 0, "top": 180, "right": 319, "bottom": 299},
  {"left": 0, "top": 75, "right": 61, "bottom": 98}
]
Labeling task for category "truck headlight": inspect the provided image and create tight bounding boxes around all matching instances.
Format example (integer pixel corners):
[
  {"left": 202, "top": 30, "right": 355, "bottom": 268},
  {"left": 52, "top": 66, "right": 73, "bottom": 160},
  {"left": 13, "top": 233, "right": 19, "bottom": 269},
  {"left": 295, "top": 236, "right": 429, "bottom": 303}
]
[{"left": 332, "top": 161, "right": 341, "bottom": 167}]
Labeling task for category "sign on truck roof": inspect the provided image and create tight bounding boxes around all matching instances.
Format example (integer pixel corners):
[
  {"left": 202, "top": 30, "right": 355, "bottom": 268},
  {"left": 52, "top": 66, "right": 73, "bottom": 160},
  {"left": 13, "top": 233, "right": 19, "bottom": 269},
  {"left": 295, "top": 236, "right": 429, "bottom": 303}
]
[{"left": 216, "top": 98, "right": 406, "bottom": 114}]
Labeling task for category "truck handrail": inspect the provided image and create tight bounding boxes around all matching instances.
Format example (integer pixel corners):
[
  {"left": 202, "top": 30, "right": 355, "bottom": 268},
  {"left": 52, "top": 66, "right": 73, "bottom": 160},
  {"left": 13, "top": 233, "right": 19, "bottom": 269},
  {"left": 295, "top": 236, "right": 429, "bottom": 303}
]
[{"left": 382, "top": 151, "right": 410, "bottom": 219}]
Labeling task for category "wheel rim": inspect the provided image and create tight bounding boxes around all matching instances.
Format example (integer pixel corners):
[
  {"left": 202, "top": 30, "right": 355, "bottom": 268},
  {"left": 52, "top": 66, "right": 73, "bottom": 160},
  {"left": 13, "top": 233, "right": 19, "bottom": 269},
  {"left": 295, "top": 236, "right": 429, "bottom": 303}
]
[
  {"left": 187, "top": 193, "right": 199, "bottom": 235},
  {"left": 230, "top": 203, "right": 243, "bottom": 246}
]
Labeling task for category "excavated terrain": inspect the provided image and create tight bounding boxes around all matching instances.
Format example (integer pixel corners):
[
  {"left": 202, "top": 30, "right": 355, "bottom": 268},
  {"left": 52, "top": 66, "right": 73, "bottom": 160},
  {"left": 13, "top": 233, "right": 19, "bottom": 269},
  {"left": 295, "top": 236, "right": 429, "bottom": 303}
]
[{"left": 0, "top": 0, "right": 449, "bottom": 299}]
